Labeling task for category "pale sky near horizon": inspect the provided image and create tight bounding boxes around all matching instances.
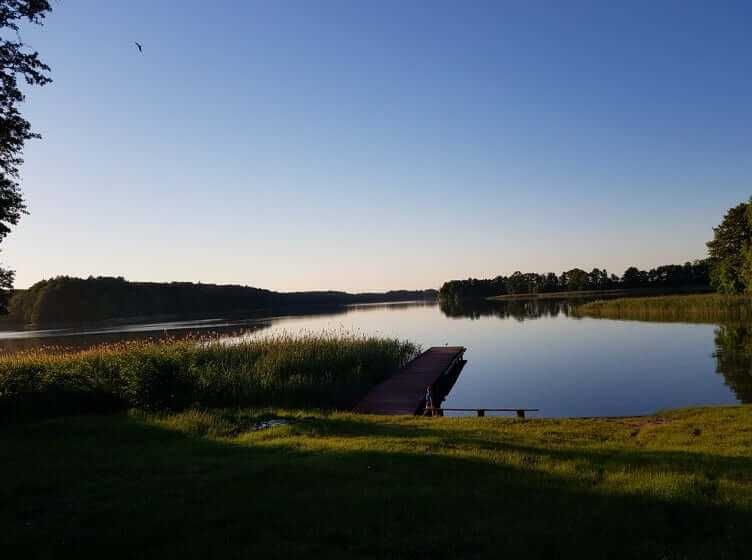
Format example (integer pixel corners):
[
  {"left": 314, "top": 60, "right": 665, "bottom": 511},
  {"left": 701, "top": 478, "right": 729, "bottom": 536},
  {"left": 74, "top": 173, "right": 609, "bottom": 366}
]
[{"left": 4, "top": 0, "right": 751, "bottom": 292}]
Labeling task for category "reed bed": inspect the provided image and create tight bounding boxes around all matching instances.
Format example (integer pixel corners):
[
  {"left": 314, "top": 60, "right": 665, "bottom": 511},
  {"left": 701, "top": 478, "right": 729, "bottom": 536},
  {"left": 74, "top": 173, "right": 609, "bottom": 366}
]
[
  {"left": 575, "top": 293, "right": 752, "bottom": 323},
  {"left": 0, "top": 331, "right": 419, "bottom": 420}
]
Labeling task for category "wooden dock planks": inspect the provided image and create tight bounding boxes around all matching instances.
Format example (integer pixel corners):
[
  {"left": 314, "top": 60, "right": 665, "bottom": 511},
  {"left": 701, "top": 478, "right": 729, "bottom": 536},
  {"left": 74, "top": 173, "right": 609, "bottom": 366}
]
[{"left": 354, "top": 346, "right": 466, "bottom": 415}]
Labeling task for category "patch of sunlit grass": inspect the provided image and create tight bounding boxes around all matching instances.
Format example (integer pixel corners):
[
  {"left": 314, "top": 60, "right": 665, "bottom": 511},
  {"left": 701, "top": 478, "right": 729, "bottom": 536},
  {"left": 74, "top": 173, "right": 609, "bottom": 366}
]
[
  {"left": 2, "top": 405, "right": 750, "bottom": 557},
  {"left": 575, "top": 293, "right": 752, "bottom": 323}
]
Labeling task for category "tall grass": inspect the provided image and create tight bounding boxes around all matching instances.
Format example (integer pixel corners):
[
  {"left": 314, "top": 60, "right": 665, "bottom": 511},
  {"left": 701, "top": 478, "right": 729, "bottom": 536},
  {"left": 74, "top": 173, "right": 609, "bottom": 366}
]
[
  {"left": 575, "top": 294, "right": 752, "bottom": 323},
  {"left": 0, "top": 331, "right": 419, "bottom": 420}
]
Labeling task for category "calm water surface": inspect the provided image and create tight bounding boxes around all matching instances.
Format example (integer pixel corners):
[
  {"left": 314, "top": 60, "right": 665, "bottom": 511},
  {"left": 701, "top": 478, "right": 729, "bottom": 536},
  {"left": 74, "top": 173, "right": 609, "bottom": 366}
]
[{"left": 0, "top": 300, "right": 745, "bottom": 417}]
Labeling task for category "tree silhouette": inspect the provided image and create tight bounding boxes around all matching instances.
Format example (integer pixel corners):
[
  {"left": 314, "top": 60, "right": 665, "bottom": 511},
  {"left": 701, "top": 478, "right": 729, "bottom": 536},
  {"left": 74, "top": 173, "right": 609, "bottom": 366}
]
[{"left": 0, "top": 0, "right": 52, "bottom": 311}]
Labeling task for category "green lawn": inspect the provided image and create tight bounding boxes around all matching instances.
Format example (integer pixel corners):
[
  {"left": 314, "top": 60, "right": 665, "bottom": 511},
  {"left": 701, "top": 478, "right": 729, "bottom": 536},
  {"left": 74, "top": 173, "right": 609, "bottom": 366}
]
[{"left": 3, "top": 406, "right": 752, "bottom": 558}]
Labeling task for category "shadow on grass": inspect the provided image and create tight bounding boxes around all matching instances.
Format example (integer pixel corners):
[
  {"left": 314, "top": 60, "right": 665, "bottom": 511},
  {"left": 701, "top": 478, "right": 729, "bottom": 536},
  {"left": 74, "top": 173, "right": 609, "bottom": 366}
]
[
  {"left": 300, "top": 415, "right": 752, "bottom": 477},
  {"left": 1, "top": 414, "right": 750, "bottom": 559}
]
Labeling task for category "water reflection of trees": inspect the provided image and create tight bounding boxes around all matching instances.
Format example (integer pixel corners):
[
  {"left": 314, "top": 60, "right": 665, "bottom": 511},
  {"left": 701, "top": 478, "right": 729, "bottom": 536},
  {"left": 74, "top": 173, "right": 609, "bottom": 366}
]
[
  {"left": 0, "top": 304, "right": 356, "bottom": 352},
  {"left": 439, "top": 298, "right": 577, "bottom": 322},
  {"left": 440, "top": 300, "right": 752, "bottom": 404},
  {"left": 713, "top": 325, "right": 752, "bottom": 403}
]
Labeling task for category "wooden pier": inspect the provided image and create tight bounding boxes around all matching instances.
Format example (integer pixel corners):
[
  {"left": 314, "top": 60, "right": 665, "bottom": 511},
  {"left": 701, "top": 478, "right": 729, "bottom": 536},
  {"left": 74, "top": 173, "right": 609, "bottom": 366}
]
[{"left": 354, "top": 346, "right": 466, "bottom": 415}]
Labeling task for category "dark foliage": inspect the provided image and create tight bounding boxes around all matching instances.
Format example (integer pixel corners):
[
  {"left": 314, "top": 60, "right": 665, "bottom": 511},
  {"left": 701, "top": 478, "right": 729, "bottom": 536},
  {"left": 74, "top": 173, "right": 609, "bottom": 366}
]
[
  {"left": 712, "top": 324, "right": 752, "bottom": 403},
  {"left": 706, "top": 199, "right": 752, "bottom": 294},
  {"left": 7, "top": 275, "right": 438, "bottom": 324},
  {"left": 439, "top": 261, "right": 710, "bottom": 301},
  {"left": 439, "top": 297, "right": 574, "bottom": 322},
  {"left": 0, "top": 0, "right": 51, "bottom": 311}
]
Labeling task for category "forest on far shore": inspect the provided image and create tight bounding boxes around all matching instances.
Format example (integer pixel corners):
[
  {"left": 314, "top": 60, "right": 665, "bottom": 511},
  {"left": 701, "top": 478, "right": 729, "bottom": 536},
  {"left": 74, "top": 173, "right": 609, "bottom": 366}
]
[
  {"left": 440, "top": 197, "right": 752, "bottom": 301},
  {"left": 439, "top": 260, "right": 710, "bottom": 301},
  {"left": 8, "top": 276, "right": 437, "bottom": 324}
]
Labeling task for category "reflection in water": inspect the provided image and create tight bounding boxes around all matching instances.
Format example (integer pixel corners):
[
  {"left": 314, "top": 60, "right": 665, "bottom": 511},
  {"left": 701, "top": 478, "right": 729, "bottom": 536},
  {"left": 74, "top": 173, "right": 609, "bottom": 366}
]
[
  {"left": 441, "top": 298, "right": 752, "bottom": 406},
  {"left": 440, "top": 297, "right": 752, "bottom": 411},
  {"left": 0, "top": 303, "right": 393, "bottom": 352},
  {"left": 428, "top": 360, "right": 466, "bottom": 412},
  {"left": 0, "top": 320, "right": 274, "bottom": 352},
  {"left": 714, "top": 325, "right": 752, "bottom": 403},
  {"left": 0, "top": 299, "right": 748, "bottom": 416},
  {"left": 439, "top": 298, "right": 577, "bottom": 321},
  {"left": 0, "top": 301, "right": 439, "bottom": 351}
]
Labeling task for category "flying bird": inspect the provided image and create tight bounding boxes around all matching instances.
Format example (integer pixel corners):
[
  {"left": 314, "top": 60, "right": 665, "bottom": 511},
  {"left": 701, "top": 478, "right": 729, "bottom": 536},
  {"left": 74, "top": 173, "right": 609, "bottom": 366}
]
[{"left": 135, "top": 42, "right": 143, "bottom": 53}]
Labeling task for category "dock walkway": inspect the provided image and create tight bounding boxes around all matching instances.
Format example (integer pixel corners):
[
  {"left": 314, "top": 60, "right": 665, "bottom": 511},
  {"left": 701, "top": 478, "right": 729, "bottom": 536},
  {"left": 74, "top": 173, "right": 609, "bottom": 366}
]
[{"left": 354, "top": 346, "right": 465, "bottom": 415}]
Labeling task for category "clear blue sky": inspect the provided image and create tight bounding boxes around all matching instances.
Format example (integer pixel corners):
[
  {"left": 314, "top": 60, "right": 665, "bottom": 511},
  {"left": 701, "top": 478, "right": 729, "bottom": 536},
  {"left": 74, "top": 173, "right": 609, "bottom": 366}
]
[{"left": 6, "top": 0, "right": 751, "bottom": 291}]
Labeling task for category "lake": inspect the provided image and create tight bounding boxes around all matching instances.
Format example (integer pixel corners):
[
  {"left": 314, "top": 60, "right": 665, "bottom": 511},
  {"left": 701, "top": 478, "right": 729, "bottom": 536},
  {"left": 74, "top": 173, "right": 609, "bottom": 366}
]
[{"left": 0, "top": 299, "right": 746, "bottom": 417}]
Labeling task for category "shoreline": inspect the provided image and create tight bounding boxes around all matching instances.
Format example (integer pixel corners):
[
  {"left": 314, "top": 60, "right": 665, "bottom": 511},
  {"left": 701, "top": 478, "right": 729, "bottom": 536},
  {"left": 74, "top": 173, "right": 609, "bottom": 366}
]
[
  {"left": 486, "top": 286, "right": 712, "bottom": 301},
  {"left": 0, "top": 297, "right": 437, "bottom": 332},
  {"left": 575, "top": 292, "right": 752, "bottom": 323}
]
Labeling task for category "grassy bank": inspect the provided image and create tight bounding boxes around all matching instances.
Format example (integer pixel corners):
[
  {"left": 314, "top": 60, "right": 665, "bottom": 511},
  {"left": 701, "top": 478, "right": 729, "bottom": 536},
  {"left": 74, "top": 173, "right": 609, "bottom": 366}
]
[
  {"left": 0, "top": 333, "right": 418, "bottom": 420},
  {"left": 2, "top": 405, "right": 751, "bottom": 558},
  {"left": 576, "top": 293, "right": 752, "bottom": 323},
  {"left": 488, "top": 286, "right": 712, "bottom": 302},
  {"left": 488, "top": 288, "right": 634, "bottom": 300}
]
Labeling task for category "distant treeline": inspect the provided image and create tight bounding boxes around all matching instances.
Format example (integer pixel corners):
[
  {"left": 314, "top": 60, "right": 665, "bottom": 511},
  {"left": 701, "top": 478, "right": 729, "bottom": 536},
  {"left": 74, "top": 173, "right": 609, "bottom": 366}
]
[
  {"left": 9, "top": 276, "right": 437, "bottom": 324},
  {"left": 439, "top": 260, "right": 710, "bottom": 300}
]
